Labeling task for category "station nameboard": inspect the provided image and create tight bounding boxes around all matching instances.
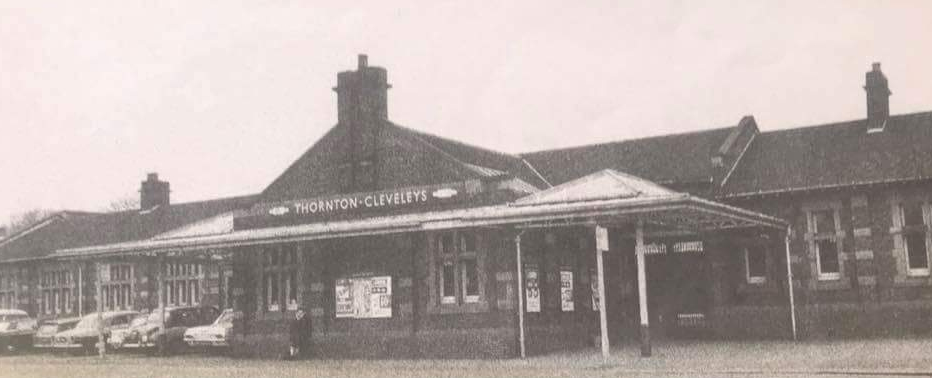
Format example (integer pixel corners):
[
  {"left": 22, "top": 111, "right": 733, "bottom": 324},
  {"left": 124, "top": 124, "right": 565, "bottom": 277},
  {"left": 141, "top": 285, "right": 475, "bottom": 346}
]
[{"left": 234, "top": 181, "right": 481, "bottom": 230}]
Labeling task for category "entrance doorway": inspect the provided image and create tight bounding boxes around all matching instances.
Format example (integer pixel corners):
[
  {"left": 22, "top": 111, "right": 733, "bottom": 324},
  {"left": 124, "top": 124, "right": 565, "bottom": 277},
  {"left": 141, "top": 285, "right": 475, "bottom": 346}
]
[{"left": 644, "top": 243, "right": 711, "bottom": 339}]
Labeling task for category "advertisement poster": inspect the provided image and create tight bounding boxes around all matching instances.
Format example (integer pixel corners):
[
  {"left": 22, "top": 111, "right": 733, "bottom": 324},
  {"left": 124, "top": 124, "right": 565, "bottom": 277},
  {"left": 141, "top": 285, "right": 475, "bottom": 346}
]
[
  {"left": 335, "top": 276, "right": 392, "bottom": 319},
  {"left": 525, "top": 267, "right": 540, "bottom": 313},
  {"left": 560, "top": 270, "right": 574, "bottom": 312},
  {"left": 590, "top": 269, "right": 600, "bottom": 311},
  {"left": 334, "top": 278, "right": 354, "bottom": 318},
  {"left": 367, "top": 276, "right": 392, "bottom": 318}
]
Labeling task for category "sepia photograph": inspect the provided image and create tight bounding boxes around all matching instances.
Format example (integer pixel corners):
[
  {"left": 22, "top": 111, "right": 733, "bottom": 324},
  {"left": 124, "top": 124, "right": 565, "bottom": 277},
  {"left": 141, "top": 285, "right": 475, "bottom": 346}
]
[{"left": 1, "top": 1, "right": 932, "bottom": 377}]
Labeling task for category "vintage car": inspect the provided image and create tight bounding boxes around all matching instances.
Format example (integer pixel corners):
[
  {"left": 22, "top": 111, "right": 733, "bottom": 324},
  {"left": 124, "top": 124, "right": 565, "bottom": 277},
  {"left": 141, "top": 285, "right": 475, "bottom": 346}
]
[
  {"left": 106, "top": 312, "right": 150, "bottom": 350},
  {"left": 33, "top": 317, "right": 81, "bottom": 350},
  {"left": 110, "top": 305, "right": 219, "bottom": 354},
  {"left": 0, "top": 309, "right": 38, "bottom": 353},
  {"left": 183, "top": 309, "right": 242, "bottom": 348},
  {"left": 53, "top": 310, "right": 138, "bottom": 354}
]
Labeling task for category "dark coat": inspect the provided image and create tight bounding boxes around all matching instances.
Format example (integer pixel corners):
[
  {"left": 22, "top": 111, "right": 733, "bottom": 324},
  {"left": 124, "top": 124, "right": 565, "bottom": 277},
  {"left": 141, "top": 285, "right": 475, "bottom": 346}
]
[{"left": 289, "top": 313, "right": 312, "bottom": 349}]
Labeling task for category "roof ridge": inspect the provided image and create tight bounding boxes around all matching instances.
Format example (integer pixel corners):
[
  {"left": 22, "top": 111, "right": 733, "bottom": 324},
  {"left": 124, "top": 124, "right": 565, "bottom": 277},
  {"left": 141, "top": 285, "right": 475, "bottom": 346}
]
[
  {"left": 519, "top": 125, "right": 736, "bottom": 156},
  {"left": 384, "top": 122, "right": 485, "bottom": 179},
  {"left": 386, "top": 121, "right": 523, "bottom": 161},
  {"left": 758, "top": 110, "right": 932, "bottom": 135}
]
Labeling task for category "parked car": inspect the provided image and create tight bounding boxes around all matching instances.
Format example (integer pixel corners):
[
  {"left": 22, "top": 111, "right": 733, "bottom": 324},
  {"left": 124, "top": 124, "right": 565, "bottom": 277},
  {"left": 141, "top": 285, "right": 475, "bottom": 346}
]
[
  {"left": 106, "top": 312, "right": 150, "bottom": 350},
  {"left": 183, "top": 309, "right": 242, "bottom": 348},
  {"left": 0, "top": 309, "right": 38, "bottom": 353},
  {"left": 33, "top": 317, "right": 81, "bottom": 350},
  {"left": 113, "top": 305, "right": 219, "bottom": 354},
  {"left": 53, "top": 311, "right": 138, "bottom": 354}
]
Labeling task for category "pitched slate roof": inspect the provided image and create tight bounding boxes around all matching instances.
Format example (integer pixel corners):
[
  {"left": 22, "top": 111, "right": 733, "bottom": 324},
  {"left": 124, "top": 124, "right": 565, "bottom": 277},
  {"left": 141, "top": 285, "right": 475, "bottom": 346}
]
[
  {"left": 261, "top": 121, "right": 550, "bottom": 202},
  {"left": 720, "top": 111, "right": 932, "bottom": 197},
  {"left": 385, "top": 122, "right": 550, "bottom": 188},
  {"left": 0, "top": 195, "right": 257, "bottom": 262},
  {"left": 519, "top": 126, "right": 735, "bottom": 187}
]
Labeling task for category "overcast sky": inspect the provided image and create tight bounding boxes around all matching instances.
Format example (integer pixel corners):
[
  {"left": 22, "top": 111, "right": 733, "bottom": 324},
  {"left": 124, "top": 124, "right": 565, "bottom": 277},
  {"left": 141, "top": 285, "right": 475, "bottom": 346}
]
[{"left": 2, "top": 0, "right": 931, "bottom": 225}]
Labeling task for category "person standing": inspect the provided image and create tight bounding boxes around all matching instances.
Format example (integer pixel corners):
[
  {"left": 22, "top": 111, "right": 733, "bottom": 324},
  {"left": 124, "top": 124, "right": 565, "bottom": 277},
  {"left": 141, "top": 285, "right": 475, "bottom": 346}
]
[{"left": 288, "top": 308, "right": 312, "bottom": 359}]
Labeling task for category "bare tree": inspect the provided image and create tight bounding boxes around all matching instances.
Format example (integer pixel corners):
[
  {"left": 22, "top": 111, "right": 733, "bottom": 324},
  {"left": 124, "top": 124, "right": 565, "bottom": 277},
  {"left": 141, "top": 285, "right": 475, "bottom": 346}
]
[
  {"left": 4, "top": 208, "right": 57, "bottom": 235},
  {"left": 105, "top": 196, "right": 140, "bottom": 212}
]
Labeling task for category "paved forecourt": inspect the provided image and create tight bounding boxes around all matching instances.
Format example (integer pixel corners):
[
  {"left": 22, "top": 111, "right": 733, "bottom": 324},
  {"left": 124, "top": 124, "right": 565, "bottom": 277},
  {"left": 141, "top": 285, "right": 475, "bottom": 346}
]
[{"left": 1, "top": 339, "right": 931, "bottom": 378}]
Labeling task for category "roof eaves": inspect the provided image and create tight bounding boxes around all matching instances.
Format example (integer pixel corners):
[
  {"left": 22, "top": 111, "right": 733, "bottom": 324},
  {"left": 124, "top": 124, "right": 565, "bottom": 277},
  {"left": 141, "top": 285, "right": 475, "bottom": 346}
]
[
  {"left": 719, "top": 176, "right": 932, "bottom": 199},
  {"left": 0, "top": 214, "right": 65, "bottom": 249}
]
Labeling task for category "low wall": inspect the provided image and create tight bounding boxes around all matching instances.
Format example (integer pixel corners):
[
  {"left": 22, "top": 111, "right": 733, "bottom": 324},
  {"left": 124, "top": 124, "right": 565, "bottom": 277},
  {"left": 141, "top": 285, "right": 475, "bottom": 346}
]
[
  {"left": 710, "top": 300, "right": 932, "bottom": 340},
  {"left": 231, "top": 327, "right": 517, "bottom": 359}
]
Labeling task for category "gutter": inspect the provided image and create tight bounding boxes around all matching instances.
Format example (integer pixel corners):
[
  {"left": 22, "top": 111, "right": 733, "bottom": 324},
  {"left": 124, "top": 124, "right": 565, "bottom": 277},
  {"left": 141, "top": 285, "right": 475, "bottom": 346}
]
[
  {"left": 54, "top": 194, "right": 786, "bottom": 259},
  {"left": 720, "top": 176, "right": 932, "bottom": 199}
]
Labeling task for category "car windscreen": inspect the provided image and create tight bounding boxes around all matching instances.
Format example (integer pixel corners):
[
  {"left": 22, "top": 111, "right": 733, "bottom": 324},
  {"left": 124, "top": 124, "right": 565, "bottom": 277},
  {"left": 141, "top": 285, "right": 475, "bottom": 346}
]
[
  {"left": 213, "top": 311, "right": 236, "bottom": 325},
  {"left": 129, "top": 315, "right": 148, "bottom": 327},
  {"left": 0, "top": 314, "right": 25, "bottom": 322},
  {"left": 146, "top": 311, "right": 171, "bottom": 324},
  {"left": 74, "top": 316, "right": 100, "bottom": 330}
]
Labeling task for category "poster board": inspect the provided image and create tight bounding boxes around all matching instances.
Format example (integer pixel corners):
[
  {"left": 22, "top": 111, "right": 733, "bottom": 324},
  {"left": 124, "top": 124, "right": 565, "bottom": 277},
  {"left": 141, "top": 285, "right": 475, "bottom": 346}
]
[
  {"left": 335, "top": 276, "right": 392, "bottom": 319},
  {"left": 525, "top": 267, "right": 540, "bottom": 313},
  {"left": 560, "top": 270, "right": 574, "bottom": 312}
]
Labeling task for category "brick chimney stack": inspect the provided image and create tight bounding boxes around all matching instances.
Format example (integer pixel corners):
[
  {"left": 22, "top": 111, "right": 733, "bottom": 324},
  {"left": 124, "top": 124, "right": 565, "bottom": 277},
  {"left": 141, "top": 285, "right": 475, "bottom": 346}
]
[
  {"left": 334, "top": 54, "right": 391, "bottom": 123},
  {"left": 864, "top": 62, "right": 891, "bottom": 131},
  {"left": 140, "top": 173, "right": 170, "bottom": 210},
  {"left": 333, "top": 54, "right": 391, "bottom": 192}
]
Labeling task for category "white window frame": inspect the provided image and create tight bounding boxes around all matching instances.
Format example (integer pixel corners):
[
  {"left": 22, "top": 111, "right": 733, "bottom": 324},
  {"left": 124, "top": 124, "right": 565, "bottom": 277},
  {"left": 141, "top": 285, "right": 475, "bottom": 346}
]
[
  {"left": 262, "top": 245, "right": 299, "bottom": 312},
  {"left": 435, "top": 231, "right": 484, "bottom": 306},
  {"left": 0, "top": 269, "right": 17, "bottom": 309},
  {"left": 102, "top": 263, "right": 134, "bottom": 311},
  {"left": 808, "top": 207, "right": 842, "bottom": 281},
  {"left": 744, "top": 247, "right": 767, "bottom": 284},
  {"left": 165, "top": 262, "right": 203, "bottom": 306},
  {"left": 40, "top": 268, "right": 75, "bottom": 315},
  {"left": 438, "top": 233, "right": 457, "bottom": 304},
  {"left": 898, "top": 201, "right": 932, "bottom": 277}
]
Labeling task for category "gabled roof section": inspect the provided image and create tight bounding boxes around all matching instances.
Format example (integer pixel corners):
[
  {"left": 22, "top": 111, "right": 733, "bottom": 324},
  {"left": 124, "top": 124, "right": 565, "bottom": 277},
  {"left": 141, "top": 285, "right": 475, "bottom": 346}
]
[
  {"left": 386, "top": 122, "right": 550, "bottom": 188},
  {"left": 720, "top": 111, "right": 932, "bottom": 197},
  {"left": 261, "top": 120, "right": 550, "bottom": 203},
  {"left": 514, "top": 169, "right": 677, "bottom": 206},
  {"left": 520, "top": 126, "right": 735, "bottom": 188},
  {"left": 0, "top": 195, "right": 257, "bottom": 263}
]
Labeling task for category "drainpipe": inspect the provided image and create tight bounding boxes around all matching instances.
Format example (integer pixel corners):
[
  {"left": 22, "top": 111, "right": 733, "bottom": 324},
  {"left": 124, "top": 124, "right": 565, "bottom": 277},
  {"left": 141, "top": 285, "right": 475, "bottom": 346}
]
[
  {"left": 515, "top": 231, "right": 526, "bottom": 359},
  {"left": 784, "top": 226, "right": 798, "bottom": 341}
]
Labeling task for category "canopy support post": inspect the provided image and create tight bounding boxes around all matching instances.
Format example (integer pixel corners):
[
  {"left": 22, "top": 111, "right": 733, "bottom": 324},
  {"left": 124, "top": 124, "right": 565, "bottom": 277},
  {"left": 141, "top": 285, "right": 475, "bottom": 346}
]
[
  {"left": 635, "top": 220, "right": 651, "bottom": 357},
  {"left": 595, "top": 227, "right": 610, "bottom": 359},
  {"left": 95, "top": 261, "right": 105, "bottom": 358},
  {"left": 158, "top": 254, "right": 167, "bottom": 355},
  {"left": 784, "top": 227, "right": 798, "bottom": 341},
  {"left": 515, "top": 232, "right": 526, "bottom": 359},
  {"left": 77, "top": 264, "right": 83, "bottom": 317}
]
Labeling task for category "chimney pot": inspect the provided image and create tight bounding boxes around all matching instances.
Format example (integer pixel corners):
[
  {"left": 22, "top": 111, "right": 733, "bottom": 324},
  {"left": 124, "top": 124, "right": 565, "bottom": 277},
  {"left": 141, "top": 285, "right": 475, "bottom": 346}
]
[
  {"left": 872, "top": 62, "right": 881, "bottom": 72},
  {"left": 358, "top": 54, "right": 368, "bottom": 69},
  {"left": 147, "top": 172, "right": 159, "bottom": 182}
]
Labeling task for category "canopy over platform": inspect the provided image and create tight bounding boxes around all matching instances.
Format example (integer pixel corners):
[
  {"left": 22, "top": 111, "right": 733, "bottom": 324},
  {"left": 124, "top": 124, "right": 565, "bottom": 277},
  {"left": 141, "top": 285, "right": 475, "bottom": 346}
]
[{"left": 54, "top": 169, "right": 785, "bottom": 258}]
